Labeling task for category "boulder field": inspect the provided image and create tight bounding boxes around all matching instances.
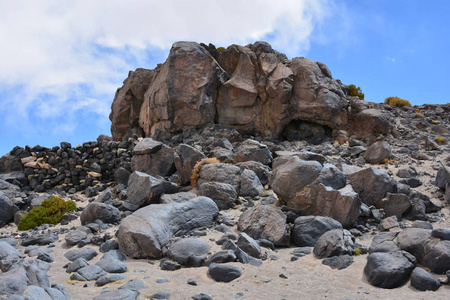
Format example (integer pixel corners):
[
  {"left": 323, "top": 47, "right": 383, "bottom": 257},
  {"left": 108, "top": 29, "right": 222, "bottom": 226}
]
[{"left": 0, "top": 41, "right": 450, "bottom": 299}]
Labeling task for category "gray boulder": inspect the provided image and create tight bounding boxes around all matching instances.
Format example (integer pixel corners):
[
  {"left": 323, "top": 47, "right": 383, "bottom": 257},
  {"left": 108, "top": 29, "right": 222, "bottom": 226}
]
[
  {"left": 362, "top": 141, "right": 391, "bottom": 164},
  {"left": 269, "top": 156, "right": 322, "bottom": 204},
  {"left": 93, "top": 289, "right": 139, "bottom": 300},
  {"left": 21, "top": 286, "right": 53, "bottom": 300},
  {"left": 313, "top": 229, "right": 355, "bottom": 259},
  {"left": 289, "top": 183, "right": 360, "bottom": 228},
  {"left": 64, "top": 248, "right": 98, "bottom": 262},
  {"left": 167, "top": 237, "right": 210, "bottom": 267},
  {"left": 378, "top": 193, "right": 411, "bottom": 218},
  {"left": 198, "top": 182, "right": 237, "bottom": 210},
  {"left": 174, "top": 144, "right": 206, "bottom": 185},
  {"left": 197, "top": 163, "right": 241, "bottom": 192},
  {"left": 205, "top": 250, "right": 237, "bottom": 266},
  {"left": 96, "top": 256, "right": 127, "bottom": 273},
  {"left": 70, "top": 265, "right": 106, "bottom": 281},
  {"left": 0, "top": 240, "right": 23, "bottom": 272},
  {"left": 239, "top": 169, "right": 264, "bottom": 198},
  {"left": 0, "top": 191, "right": 19, "bottom": 227},
  {"left": 114, "top": 167, "right": 131, "bottom": 186},
  {"left": 160, "top": 192, "right": 197, "bottom": 204},
  {"left": 96, "top": 274, "right": 126, "bottom": 287},
  {"left": 66, "top": 258, "right": 89, "bottom": 273},
  {"left": 65, "top": 230, "right": 89, "bottom": 246},
  {"left": 125, "top": 171, "right": 178, "bottom": 210},
  {"left": 235, "top": 161, "right": 270, "bottom": 185},
  {"left": 315, "top": 164, "right": 347, "bottom": 190},
  {"left": 410, "top": 267, "right": 440, "bottom": 291},
  {"left": 117, "top": 197, "right": 219, "bottom": 258},
  {"left": 208, "top": 263, "right": 242, "bottom": 282},
  {"left": 364, "top": 251, "right": 415, "bottom": 289},
  {"left": 233, "top": 139, "right": 273, "bottom": 165},
  {"left": 348, "top": 167, "right": 397, "bottom": 207},
  {"left": 80, "top": 202, "right": 121, "bottom": 225},
  {"left": 237, "top": 233, "right": 261, "bottom": 258},
  {"left": 292, "top": 216, "right": 342, "bottom": 247},
  {"left": 131, "top": 139, "right": 175, "bottom": 177},
  {"left": 435, "top": 166, "right": 450, "bottom": 189},
  {"left": 322, "top": 255, "right": 354, "bottom": 270},
  {"left": 237, "top": 205, "right": 290, "bottom": 246}
]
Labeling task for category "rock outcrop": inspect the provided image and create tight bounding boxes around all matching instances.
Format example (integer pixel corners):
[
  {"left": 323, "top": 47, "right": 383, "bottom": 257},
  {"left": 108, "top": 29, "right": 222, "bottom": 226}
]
[{"left": 110, "top": 41, "right": 356, "bottom": 142}]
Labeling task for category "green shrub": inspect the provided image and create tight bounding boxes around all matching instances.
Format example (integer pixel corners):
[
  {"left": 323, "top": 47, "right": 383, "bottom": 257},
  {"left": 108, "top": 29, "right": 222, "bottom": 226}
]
[
  {"left": 217, "top": 46, "right": 225, "bottom": 52},
  {"left": 384, "top": 96, "right": 412, "bottom": 107},
  {"left": 348, "top": 84, "right": 364, "bottom": 100},
  {"left": 18, "top": 196, "right": 76, "bottom": 231}
]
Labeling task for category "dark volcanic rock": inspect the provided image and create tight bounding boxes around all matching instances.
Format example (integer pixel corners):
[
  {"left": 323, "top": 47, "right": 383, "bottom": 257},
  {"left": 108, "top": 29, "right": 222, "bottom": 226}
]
[
  {"left": 208, "top": 263, "right": 242, "bottom": 282},
  {"left": 80, "top": 202, "right": 121, "bottom": 225},
  {"left": 410, "top": 267, "right": 440, "bottom": 291},
  {"left": 292, "top": 216, "right": 343, "bottom": 247}
]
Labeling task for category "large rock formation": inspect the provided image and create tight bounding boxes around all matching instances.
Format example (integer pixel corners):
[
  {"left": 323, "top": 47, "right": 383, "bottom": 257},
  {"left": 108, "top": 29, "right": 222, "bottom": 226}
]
[{"left": 110, "top": 41, "right": 357, "bottom": 142}]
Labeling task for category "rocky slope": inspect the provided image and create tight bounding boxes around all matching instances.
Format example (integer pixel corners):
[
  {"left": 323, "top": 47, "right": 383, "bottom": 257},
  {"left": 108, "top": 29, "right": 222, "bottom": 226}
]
[{"left": 0, "top": 42, "right": 450, "bottom": 300}]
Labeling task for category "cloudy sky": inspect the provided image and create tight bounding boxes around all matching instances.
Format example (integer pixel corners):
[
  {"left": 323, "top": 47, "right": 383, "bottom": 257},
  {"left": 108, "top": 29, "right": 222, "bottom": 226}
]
[{"left": 1, "top": 0, "right": 449, "bottom": 155}]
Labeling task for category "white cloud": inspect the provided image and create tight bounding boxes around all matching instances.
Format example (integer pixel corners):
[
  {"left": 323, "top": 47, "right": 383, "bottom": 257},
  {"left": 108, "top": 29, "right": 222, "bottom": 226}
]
[
  {"left": 387, "top": 57, "right": 396, "bottom": 63},
  {"left": 0, "top": 0, "right": 329, "bottom": 141}
]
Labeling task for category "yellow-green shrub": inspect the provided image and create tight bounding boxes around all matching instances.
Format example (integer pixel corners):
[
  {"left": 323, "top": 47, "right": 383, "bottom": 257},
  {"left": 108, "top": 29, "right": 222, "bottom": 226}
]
[
  {"left": 348, "top": 84, "right": 365, "bottom": 100},
  {"left": 437, "top": 137, "right": 444, "bottom": 145},
  {"left": 191, "top": 157, "right": 220, "bottom": 187},
  {"left": 18, "top": 196, "right": 76, "bottom": 231},
  {"left": 384, "top": 96, "right": 412, "bottom": 107},
  {"left": 217, "top": 47, "right": 225, "bottom": 52}
]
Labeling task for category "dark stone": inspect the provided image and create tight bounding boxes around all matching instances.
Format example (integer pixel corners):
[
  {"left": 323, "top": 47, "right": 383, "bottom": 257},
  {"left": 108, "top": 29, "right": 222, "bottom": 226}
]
[
  {"left": 96, "top": 274, "right": 126, "bottom": 287},
  {"left": 93, "top": 289, "right": 139, "bottom": 300},
  {"left": 80, "top": 202, "right": 121, "bottom": 225},
  {"left": 205, "top": 250, "right": 237, "bottom": 266},
  {"left": 292, "top": 216, "right": 342, "bottom": 247},
  {"left": 313, "top": 229, "right": 355, "bottom": 259},
  {"left": 322, "top": 255, "right": 354, "bottom": 270},
  {"left": 410, "top": 267, "right": 440, "bottom": 291},
  {"left": 70, "top": 265, "right": 105, "bottom": 281},
  {"left": 167, "top": 237, "right": 210, "bottom": 267},
  {"left": 208, "top": 263, "right": 242, "bottom": 282},
  {"left": 160, "top": 259, "right": 181, "bottom": 271},
  {"left": 64, "top": 248, "right": 98, "bottom": 262}
]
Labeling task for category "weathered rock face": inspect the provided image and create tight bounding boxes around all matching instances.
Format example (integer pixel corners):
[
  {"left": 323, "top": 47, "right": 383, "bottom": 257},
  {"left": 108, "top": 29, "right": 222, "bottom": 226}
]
[{"left": 110, "top": 41, "right": 353, "bottom": 141}]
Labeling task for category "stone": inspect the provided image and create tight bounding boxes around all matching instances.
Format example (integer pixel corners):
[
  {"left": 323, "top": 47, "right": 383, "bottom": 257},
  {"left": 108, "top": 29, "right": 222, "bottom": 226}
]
[
  {"left": 348, "top": 167, "right": 397, "bottom": 207},
  {"left": 160, "top": 192, "right": 196, "bottom": 204},
  {"left": 410, "top": 267, "right": 440, "bottom": 291},
  {"left": 422, "top": 239, "right": 450, "bottom": 274},
  {"left": 160, "top": 259, "right": 181, "bottom": 271},
  {"left": 292, "top": 216, "right": 342, "bottom": 247},
  {"left": 350, "top": 109, "right": 390, "bottom": 138},
  {"left": 362, "top": 141, "right": 392, "bottom": 164},
  {"left": 167, "top": 237, "right": 210, "bottom": 267},
  {"left": 119, "top": 278, "right": 148, "bottom": 291},
  {"left": 192, "top": 294, "right": 213, "bottom": 300},
  {"left": 396, "top": 167, "right": 417, "bottom": 178},
  {"left": 233, "top": 139, "right": 273, "bottom": 165},
  {"left": 132, "top": 138, "right": 162, "bottom": 155},
  {"left": 0, "top": 267, "right": 29, "bottom": 297},
  {"left": 378, "top": 216, "right": 399, "bottom": 231},
  {"left": 435, "top": 166, "right": 450, "bottom": 189},
  {"left": 432, "top": 228, "right": 450, "bottom": 240},
  {"left": 21, "top": 233, "right": 58, "bottom": 246},
  {"left": 65, "top": 230, "right": 88, "bottom": 246},
  {"left": 239, "top": 169, "right": 264, "bottom": 198},
  {"left": 131, "top": 144, "right": 175, "bottom": 178},
  {"left": 114, "top": 167, "right": 131, "bottom": 186},
  {"left": 198, "top": 182, "right": 237, "bottom": 210},
  {"left": 64, "top": 248, "right": 98, "bottom": 262},
  {"left": 364, "top": 251, "right": 415, "bottom": 289},
  {"left": 205, "top": 250, "right": 237, "bottom": 266},
  {"left": 237, "top": 233, "right": 261, "bottom": 258},
  {"left": 125, "top": 171, "right": 179, "bottom": 210},
  {"left": 313, "top": 229, "right": 355, "bottom": 259},
  {"left": 93, "top": 288, "right": 139, "bottom": 300},
  {"left": 237, "top": 205, "right": 290, "bottom": 246},
  {"left": 96, "top": 257, "right": 127, "bottom": 273},
  {"left": 66, "top": 258, "right": 89, "bottom": 273},
  {"left": 208, "top": 263, "right": 242, "bottom": 282},
  {"left": 0, "top": 191, "right": 19, "bottom": 227},
  {"left": 197, "top": 163, "right": 241, "bottom": 192},
  {"left": 71, "top": 265, "right": 106, "bottom": 281},
  {"left": 315, "top": 164, "right": 347, "bottom": 190},
  {"left": 322, "top": 255, "right": 354, "bottom": 270},
  {"left": 22, "top": 286, "right": 53, "bottom": 300},
  {"left": 269, "top": 156, "right": 322, "bottom": 203},
  {"left": 289, "top": 183, "right": 360, "bottom": 228},
  {"left": 0, "top": 241, "right": 22, "bottom": 272},
  {"left": 150, "top": 292, "right": 171, "bottom": 300},
  {"left": 173, "top": 144, "right": 206, "bottom": 185},
  {"left": 96, "top": 274, "right": 126, "bottom": 287},
  {"left": 378, "top": 193, "right": 412, "bottom": 218},
  {"left": 235, "top": 161, "right": 270, "bottom": 185},
  {"left": 117, "top": 197, "right": 219, "bottom": 258},
  {"left": 80, "top": 202, "right": 121, "bottom": 225}
]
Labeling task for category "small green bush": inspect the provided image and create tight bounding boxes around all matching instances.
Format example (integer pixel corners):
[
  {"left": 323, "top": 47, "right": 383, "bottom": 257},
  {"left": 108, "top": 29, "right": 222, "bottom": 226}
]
[
  {"left": 18, "top": 196, "right": 76, "bottom": 231},
  {"left": 384, "top": 96, "right": 412, "bottom": 107},
  {"left": 217, "top": 47, "right": 225, "bottom": 52},
  {"left": 348, "top": 84, "right": 364, "bottom": 100}
]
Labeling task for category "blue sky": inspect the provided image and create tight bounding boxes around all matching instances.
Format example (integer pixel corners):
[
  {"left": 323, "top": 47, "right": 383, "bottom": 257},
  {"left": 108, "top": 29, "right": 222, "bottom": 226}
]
[{"left": 1, "top": 0, "right": 449, "bottom": 156}]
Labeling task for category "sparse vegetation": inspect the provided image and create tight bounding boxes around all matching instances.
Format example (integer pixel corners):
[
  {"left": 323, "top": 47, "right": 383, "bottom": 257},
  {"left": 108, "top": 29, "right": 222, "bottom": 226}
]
[
  {"left": 414, "top": 112, "right": 424, "bottom": 118},
  {"left": 191, "top": 157, "right": 220, "bottom": 187},
  {"left": 437, "top": 137, "right": 445, "bottom": 145},
  {"left": 18, "top": 196, "right": 76, "bottom": 231},
  {"left": 348, "top": 84, "right": 365, "bottom": 100},
  {"left": 353, "top": 248, "right": 362, "bottom": 256},
  {"left": 217, "top": 47, "right": 225, "bottom": 52},
  {"left": 384, "top": 96, "right": 412, "bottom": 107}
]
